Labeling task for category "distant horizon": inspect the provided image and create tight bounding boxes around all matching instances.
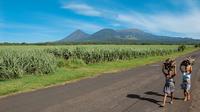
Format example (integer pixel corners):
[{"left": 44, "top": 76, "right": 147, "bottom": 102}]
[
  {"left": 1, "top": 0, "right": 200, "bottom": 42},
  {"left": 0, "top": 28, "right": 199, "bottom": 43},
  {"left": 67, "top": 28, "right": 197, "bottom": 37}
]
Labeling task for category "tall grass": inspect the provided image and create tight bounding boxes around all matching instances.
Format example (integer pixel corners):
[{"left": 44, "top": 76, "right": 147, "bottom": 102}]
[
  {"left": 0, "top": 45, "right": 181, "bottom": 80},
  {"left": 46, "top": 47, "right": 178, "bottom": 64},
  {"left": 0, "top": 49, "right": 57, "bottom": 80}
]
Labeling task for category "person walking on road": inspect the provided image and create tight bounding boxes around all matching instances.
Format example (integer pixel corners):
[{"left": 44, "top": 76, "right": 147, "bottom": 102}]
[
  {"left": 161, "top": 58, "right": 177, "bottom": 107},
  {"left": 180, "top": 57, "right": 194, "bottom": 101}
]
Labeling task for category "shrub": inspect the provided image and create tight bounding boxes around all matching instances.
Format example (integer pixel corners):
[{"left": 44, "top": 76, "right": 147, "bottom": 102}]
[
  {"left": 65, "top": 58, "right": 86, "bottom": 68},
  {"left": 178, "top": 45, "right": 186, "bottom": 52},
  {"left": 194, "top": 44, "right": 200, "bottom": 48}
]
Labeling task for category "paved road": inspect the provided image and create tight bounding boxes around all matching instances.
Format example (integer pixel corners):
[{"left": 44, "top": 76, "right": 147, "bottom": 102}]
[{"left": 0, "top": 50, "right": 200, "bottom": 112}]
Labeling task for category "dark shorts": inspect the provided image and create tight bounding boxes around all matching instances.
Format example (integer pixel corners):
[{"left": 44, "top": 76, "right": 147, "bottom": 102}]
[{"left": 181, "top": 82, "right": 191, "bottom": 92}]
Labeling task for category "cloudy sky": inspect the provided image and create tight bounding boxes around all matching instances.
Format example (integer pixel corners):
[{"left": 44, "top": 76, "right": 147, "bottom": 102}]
[{"left": 0, "top": 0, "right": 200, "bottom": 42}]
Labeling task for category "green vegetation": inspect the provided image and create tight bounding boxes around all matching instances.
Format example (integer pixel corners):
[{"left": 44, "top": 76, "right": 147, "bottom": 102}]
[
  {"left": 0, "top": 49, "right": 57, "bottom": 80},
  {"left": 1, "top": 45, "right": 178, "bottom": 80},
  {"left": 46, "top": 46, "right": 177, "bottom": 64},
  {"left": 0, "top": 45, "right": 198, "bottom": 97},
  {"left": 178, "top": 45, "right": 186, "bottom": 51},
  {"left": 194, "top": 44, "right": 200, "bottom": 48}
]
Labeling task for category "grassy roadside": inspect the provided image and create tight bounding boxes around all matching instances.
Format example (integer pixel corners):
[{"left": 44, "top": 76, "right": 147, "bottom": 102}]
[{"left": 0, "top": 47, "right": 199, "bottom": 97}]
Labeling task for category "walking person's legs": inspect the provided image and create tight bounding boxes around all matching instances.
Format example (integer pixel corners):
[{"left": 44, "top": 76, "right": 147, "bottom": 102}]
[
  {"left": 184, "top": 90, "right": 187, "bottom": 101},
  {"left": 162, "top": 93, "right": 168, "bottom": 107},
  {"left": 170, "top": 92, "right": 174, "bottom": 104},
  {"left": 183, "top": 84, "right": 191, "bottom": 101},
  {"left": 187, "top": 92, "right": 191, "bottom": 101},
  {"left": 187, "top": 84, "right": 191, "bottom": 101}
]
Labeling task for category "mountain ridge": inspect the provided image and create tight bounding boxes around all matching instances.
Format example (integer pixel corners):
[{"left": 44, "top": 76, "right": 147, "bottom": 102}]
[
  {"left": 59, "top": 29, "right": 90, "bottom": 42},
  {"left": 59, "top": 28, "right": 200, "bottom": 44}
]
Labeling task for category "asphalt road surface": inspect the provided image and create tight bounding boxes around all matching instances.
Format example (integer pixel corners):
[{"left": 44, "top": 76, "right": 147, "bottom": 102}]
[{"left": 0, "top": 50, "right": 200, "bottom": 112}]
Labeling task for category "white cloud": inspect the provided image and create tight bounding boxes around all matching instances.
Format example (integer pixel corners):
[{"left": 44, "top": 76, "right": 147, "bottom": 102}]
[
  {"left": 116, "top": 13, "right": 160, "bottom": 32},
  {"left": 62, "top": 3, "right": 101, "bottom": 16},
  {"left": 38, "top": 15, "right": 103, "bottom": 32},
  {"left": 115, "top": 8, "right": 200, "bottom": 38},
  {"left": 60, "top": 19, "right": 103, "bottom": 32},
  {"left": 111, "top": 0, "right": 200, "bottom": 38}
]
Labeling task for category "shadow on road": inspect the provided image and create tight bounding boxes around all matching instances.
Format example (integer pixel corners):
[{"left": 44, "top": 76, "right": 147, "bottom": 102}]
[
  {"left": 144, "top": 91, "right": 183, "bottom": 100},
  {"left": 126, "top": 91, "right": 184, "bottom": 107},
  {"left": 126, "top": 94, "right": 162, "bottom": 106}
]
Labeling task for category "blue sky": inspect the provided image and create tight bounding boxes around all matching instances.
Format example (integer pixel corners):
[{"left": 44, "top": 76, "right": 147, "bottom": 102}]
[{"left": 0, "top": 0, "right": 200, "bottom": 43}]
